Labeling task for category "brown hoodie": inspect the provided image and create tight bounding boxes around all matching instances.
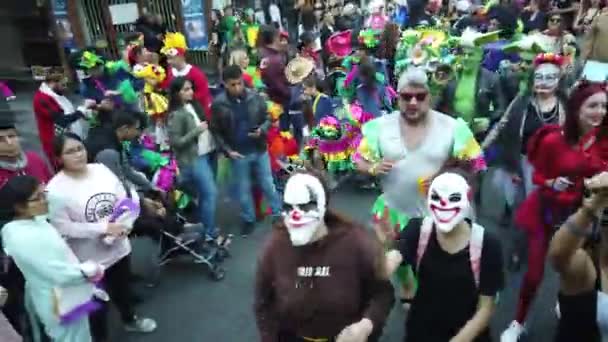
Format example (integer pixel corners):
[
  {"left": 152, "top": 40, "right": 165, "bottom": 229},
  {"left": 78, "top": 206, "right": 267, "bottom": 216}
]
[{"left": 254, "top": 221, "right": 395, "bottom": 342}]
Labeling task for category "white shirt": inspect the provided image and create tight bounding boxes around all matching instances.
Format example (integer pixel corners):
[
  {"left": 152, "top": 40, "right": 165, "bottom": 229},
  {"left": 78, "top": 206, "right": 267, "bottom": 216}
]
[{"left": 185, "top": 103, "right": 215, "bottom": 155}]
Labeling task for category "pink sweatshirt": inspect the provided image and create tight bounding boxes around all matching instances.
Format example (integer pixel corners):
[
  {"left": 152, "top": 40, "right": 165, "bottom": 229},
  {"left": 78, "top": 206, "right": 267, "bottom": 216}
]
[{"left": 46, "top": 164, "right": 136, "bottom": 268}]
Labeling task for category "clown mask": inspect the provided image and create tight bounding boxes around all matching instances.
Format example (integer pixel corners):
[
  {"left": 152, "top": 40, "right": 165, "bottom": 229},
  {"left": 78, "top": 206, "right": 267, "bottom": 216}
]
[
  {"left": 427, "top": 173, "right": 471, "bottom": 233},
  {"left": 282, "top": 174, "right": 327, "bottom": 246},
  {"left": 534, "top": 63, "right": 560, "bottom": 95}
]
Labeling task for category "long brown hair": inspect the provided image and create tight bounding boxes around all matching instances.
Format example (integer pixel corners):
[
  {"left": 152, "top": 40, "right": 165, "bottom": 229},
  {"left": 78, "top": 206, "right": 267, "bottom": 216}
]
[{"left": 564, "top": 81, "right": 607, "bottom": 145}]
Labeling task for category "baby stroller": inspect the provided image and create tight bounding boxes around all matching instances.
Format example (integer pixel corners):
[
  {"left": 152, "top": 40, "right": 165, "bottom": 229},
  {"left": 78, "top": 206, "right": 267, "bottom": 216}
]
[{"left": 134, "top": 190, "right": 231, "bottom": 282}]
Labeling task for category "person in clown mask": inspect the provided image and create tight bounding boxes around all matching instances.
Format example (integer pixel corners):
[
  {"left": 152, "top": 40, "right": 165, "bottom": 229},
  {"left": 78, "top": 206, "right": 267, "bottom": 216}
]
[
  {"left": 254, "top": 171, "right": 395, "bottom": 342},
  {"left": 385, "top": 167, "right": 504, "bottom": 342},
  {"left": 501, "top": 81, "right": 608, "bottom": 341}
]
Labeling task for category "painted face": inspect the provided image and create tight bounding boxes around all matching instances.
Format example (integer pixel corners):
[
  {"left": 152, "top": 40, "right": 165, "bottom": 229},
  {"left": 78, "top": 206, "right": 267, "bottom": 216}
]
[
  {"left": 427, "top": 173, "right": 471, "bottom": 233},
  {"left": 533, "top": 63, "right": 560, "bottom": 94},
  {"left": 461, "top": 47, "right": 482, "bottom": 70},
  {"left": 282, "top": 174, "right": 327, "bottom": 246}
]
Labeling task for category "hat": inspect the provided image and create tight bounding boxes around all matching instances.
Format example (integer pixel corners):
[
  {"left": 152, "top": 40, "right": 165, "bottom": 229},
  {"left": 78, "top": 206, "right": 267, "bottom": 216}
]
[
  {"left": 326, "top": 31, "right": 353, "bottom": 57},
  {"left": 161, "top": 32, "right": 188, "bottom": 57},
  {"left": 78, "top": 51, "right": 105, "bottom": 70},
  {"left": 285, "top": 57, "right": 315, "bottom": 84},
  {"left": 533, "top": 53, "right": 565, "bottom": 67}
]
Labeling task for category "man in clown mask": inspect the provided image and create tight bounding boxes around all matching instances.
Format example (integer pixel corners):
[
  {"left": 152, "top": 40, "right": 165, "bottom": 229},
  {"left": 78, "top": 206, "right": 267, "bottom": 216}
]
[
  {"left": 255, "top": 171, "right": 395, "bottom": 342},
  {"left": 385, "top": 170, "right": 504, "bottom": 342}
]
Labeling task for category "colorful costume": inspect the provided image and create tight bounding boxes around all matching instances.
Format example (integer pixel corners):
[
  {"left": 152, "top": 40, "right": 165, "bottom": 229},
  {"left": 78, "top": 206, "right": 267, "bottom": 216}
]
[
  {"left": 77, "top": 51, "right": 137, "bottom": 108},
  {"left": 132, "top": 63, "right": 170, "bottom": 150},
  {"left": 437, "top": 28, "right": 506, "bottom": 136},
  {"left": 305, "top": 116, "right": 355, "bottom": 174}
]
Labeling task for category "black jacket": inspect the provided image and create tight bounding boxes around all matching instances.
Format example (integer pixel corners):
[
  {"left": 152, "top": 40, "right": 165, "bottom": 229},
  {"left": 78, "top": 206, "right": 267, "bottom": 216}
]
[{"left": 210, "top": 89, "right": 271, "bottom": 154}]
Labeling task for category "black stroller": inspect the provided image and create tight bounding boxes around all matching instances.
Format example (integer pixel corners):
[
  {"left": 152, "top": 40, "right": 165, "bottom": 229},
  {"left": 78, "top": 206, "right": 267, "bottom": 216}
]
[{"left": 133, "top": 190, "right": 231, "bottom": 282}]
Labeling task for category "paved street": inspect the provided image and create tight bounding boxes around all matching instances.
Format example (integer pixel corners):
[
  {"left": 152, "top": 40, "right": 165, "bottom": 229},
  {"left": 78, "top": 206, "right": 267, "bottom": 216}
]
[{"left": 9, "top": 93, "right": 559, "bottom": 341}]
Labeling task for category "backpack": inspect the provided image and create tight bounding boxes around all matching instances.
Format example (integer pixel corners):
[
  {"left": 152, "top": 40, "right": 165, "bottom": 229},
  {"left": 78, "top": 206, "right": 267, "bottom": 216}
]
[{"left": 416, "top": 217, "right": 485, "bottom": 287}]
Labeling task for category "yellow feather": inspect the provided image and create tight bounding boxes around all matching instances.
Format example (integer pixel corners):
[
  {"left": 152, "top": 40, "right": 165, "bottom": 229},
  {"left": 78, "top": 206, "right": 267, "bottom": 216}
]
[{"left": 161, "top": 32, "right": 188, "bottom": 54}]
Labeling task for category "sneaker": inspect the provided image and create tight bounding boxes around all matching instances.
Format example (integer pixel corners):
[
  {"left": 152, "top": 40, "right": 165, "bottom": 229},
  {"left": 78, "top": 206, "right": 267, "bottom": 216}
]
[
  {"left": 501, "top": 321, "right": 524, "bottom": 342},
  {"left": 555, "top": 302, "right": 561, "bottom": 319},
  {"left": 124, "top": 316, "right": 157, "bottom": 333},
  {"left": 241, "top": 222, "right": 255, "bottom": 237}
]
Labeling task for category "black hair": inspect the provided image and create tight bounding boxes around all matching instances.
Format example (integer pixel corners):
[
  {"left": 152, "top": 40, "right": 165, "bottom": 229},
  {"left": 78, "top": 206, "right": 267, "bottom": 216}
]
[
  {"left": 303, "top": 74, "right": 318, "bottom": 88},
  {"left": 168, "top": 77, "right": 192, "bottom": 112},
  {"left": 0, "top": 175, "right": 41, "bottom": 222},
  {"left": 52, "top": 132, "right": 83, "bottom": 158},
  {"left": 259, "top": 25, "right": 279, "bottom": 46},
  {"left": 223, "top": 64, "right": 243, "bottom": 82},
  {"left": 111, "top": 110, "right": 147, "bottom": 131}
]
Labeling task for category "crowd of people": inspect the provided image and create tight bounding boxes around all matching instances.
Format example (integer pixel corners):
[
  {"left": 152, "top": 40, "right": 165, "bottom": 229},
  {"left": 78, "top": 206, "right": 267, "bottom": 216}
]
[{"left": 0, "top": 0, "right": 607, "bottom": 341}]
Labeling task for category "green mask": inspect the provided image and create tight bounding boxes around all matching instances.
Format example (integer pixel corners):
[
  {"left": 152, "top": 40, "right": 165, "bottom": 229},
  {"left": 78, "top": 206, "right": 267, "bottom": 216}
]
[{"left": 461, "top": 48, "right": 482, "bottom": 71}]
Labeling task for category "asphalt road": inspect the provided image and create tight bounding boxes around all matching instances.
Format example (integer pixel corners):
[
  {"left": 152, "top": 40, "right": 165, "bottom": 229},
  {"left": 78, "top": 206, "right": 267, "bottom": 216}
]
[{"left": 9, "top": 94, "right": 559, "bottom": 342}]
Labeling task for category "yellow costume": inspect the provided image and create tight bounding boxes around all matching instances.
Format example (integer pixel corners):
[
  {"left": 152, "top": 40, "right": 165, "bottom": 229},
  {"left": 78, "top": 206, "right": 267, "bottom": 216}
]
[{"left": 132, "top": 63, "right": 170, "bottom": 150}]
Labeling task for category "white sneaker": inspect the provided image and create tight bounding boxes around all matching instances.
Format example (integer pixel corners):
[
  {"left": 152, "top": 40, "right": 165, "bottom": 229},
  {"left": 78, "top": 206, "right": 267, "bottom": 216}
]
[
  {"left": 555, "top": 302, "right": 561, "bottom": 319},
  {"left": 124, "top": 316, "right": 157, "bottom": 333},
  {"left": 501, "top": 321, "right": 524, "bottom": 342}
]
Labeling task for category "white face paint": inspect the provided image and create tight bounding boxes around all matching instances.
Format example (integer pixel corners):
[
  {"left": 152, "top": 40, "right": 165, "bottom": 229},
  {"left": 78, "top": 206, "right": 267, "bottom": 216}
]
[
  {"left": 533, "top": 63, "right": 560, "bottom": 94},
  {"left": 282, "top": 174, "right": 327, "bottom": 246},
  {"left": 427, "top": 172, "right": 471, "bottom": 233}
]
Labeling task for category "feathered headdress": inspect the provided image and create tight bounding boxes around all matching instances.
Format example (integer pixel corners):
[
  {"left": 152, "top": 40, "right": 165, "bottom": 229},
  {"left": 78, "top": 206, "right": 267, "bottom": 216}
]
[
  {"left": 358, "top": 29, "right": 381, "bottom": 49},
  {"left": 161, "top": 32, "right": 188, "bottom": 57},
  {"left": 533, "top": 53, "right": 564, "bottom": 67},
  {"left": 458, "top": 28, "right": 500, "bottom": 49},
  {"left": 132, "top": 63, "right": 166, "bottom": 83},
  {"left": 502, "top": 33, "right": 552, "bottom": 60},
  {"left": 79, "top": 51, "right": 104, "bottom": 69}
]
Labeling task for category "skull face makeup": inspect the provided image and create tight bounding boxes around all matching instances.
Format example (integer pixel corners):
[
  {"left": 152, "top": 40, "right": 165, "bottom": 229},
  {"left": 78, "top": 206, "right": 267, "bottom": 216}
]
[
  {"left": 282, "top": 174, "right": 327, "bottom": 246},
  {"left": 427, "top": 173, "right": 471, "bottom": 233},
  {"left": 533, "top": 63, "right": 560, "bottom": 95}
]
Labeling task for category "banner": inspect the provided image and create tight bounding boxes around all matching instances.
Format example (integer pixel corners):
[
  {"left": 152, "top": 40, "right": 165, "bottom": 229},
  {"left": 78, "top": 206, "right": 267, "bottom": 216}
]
[
  {"left": 181, "top": 0, "right": 209, "bottom": 50},
  {"left": 51, "top": 0, "right": 76, "bottom": 50}
]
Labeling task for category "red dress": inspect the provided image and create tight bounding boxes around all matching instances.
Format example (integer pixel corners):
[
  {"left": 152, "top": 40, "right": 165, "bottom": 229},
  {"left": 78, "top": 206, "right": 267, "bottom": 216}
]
[{"left": 515, "top": 125, "right": 608, "bottom": 233}]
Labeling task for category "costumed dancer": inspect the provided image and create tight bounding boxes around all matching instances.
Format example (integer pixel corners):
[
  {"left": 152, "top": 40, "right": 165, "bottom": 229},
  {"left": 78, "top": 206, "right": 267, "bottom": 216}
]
[
  {"left": 304, "top": 116, "right": 354, "bottom": 182},
  {"left": 254, "top": 171, "right": 395, "bottom": 342},
  {"left": 353, "top": 67, "right": 485, "bottom": 304},
  {"left": 0, "top": 176, "right": 106, "bottom": 342},
  {"left": 160, "top": 32, "right": 213, "bottom": 119},
  {"left": 132, "top": 63, "right": 170, "bottom": 150},
  {"left": 385, "top": 169, "right": 504, "bottom": 342},
  {"left": 266, "top": 101, "right": 300, "bottom": 191},
  {"left": 76, "top": 51, "right": 138, "bottom": 112},
  {"left": 500, "top": 81, "right": 608, "bottom": 341},
  {"left": 324, "top": 31, "right": 352, "bottom": 98},
  {"left": 437, "top": 28, "right": 507, "bottom": 139}
]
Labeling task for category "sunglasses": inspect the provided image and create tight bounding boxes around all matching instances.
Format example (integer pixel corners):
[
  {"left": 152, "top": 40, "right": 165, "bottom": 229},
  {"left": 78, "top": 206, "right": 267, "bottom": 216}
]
[
  {"left": 549, "top": 17, "right": 561, "bottom": 23},
  {"left": 400, "top": 92, "right": 428, "bottom": 102}
]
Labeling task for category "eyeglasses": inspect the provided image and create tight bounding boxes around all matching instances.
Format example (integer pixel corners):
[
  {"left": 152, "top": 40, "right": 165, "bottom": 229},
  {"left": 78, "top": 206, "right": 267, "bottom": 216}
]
[{"left": 400, "top": 92, "right": 428, "bottom": 102}]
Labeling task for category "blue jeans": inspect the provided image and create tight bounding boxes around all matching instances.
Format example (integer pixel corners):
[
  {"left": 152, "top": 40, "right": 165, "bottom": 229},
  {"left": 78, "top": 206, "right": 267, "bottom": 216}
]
[
  {"left": 231, "top": 152, "right": 281, "bottom": 223},
  {"left": 181, "top": 153, "right": 218, "bottom": 238}
]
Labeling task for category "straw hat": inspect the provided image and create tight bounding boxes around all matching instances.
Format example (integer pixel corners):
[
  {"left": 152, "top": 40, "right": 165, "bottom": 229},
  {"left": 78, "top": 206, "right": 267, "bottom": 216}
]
[{"left": 285, "top": 56, "right": 315, "bottom": 84}]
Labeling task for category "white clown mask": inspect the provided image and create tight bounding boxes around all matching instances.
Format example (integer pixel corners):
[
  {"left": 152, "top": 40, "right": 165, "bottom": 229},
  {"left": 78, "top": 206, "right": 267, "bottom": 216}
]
[
  {"left": 282, "top": 174, "right": 327, "bottom": 246},
  {"left": 534, "top": 63, "right": 561, "bottom": 94},
  {"left": 427, "top": 172, "right": 471, "bottom": 233}
]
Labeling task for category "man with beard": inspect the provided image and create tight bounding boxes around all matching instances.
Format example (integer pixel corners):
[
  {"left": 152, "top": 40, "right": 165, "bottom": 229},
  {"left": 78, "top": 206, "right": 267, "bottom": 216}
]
[
  {"left": 33, "top": 73, "right": 96, "bottom": 166},
  {"left": 0, "top": 113, "right": 52, "bottom": 336},
  {"left": 353, "top": 67, "right": 486, "bottom": 303}
]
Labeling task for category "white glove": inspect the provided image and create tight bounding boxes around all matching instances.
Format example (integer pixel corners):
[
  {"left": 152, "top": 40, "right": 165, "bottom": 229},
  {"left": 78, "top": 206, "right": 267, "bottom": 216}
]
[
  {"left": 551, "top": 177, "right": 573, "bottom": 192},
  {"left": 335, "top": 318, "right": 373, "bottom": 342}
]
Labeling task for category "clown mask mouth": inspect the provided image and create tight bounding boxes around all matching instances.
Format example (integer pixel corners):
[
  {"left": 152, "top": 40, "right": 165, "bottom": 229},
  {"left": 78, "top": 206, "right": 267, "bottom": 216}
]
[{"left": 429, "top": 203, "right": 461, "bottom": 223}]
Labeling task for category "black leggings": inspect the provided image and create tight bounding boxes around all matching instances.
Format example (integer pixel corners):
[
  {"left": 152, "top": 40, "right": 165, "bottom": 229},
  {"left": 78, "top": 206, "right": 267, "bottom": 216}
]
[{"left": 90, "top": 255, "right": 136, "bottom": 341}]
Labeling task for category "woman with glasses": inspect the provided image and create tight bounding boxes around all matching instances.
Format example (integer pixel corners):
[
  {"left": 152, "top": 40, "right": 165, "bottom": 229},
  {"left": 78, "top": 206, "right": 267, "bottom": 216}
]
[
  {"left": 45, "top": 133, "right": 156, "bottom": 341},
  {"left": 0, "top": 175, "right": 104, "bottom": 342}
]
